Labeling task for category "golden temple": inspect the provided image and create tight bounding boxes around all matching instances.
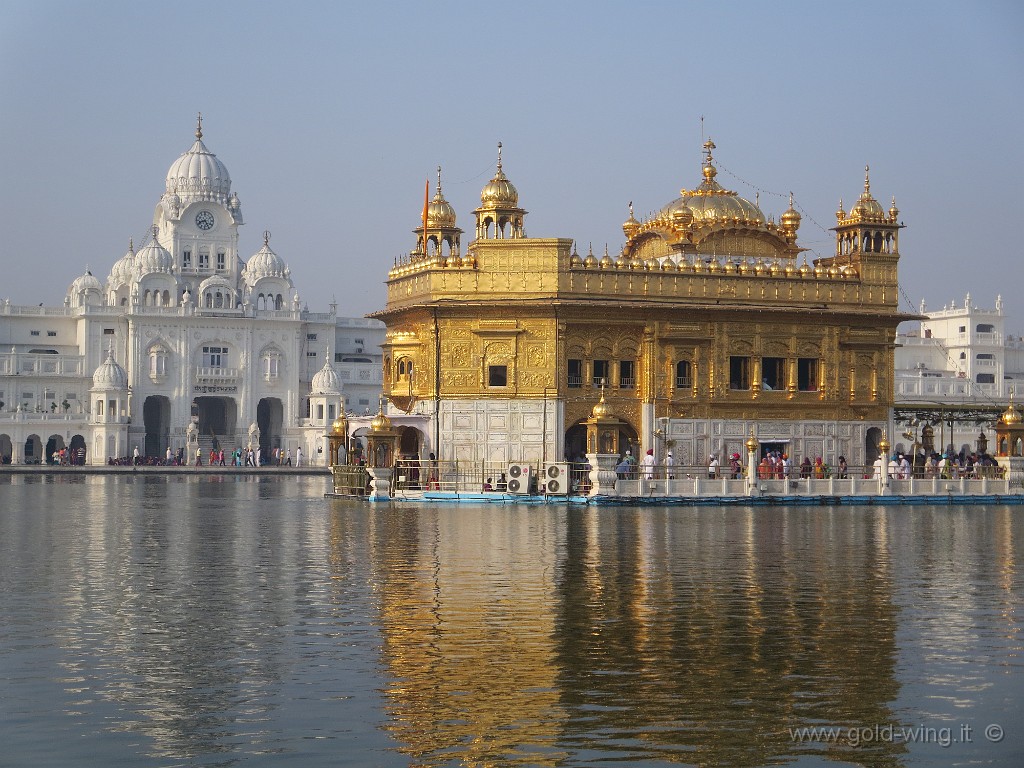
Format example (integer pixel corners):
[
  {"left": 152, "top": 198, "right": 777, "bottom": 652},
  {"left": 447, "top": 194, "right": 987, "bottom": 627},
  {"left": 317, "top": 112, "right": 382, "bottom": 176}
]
[{"left": 372, "top": 140, "right": 915, "bottom": 469}]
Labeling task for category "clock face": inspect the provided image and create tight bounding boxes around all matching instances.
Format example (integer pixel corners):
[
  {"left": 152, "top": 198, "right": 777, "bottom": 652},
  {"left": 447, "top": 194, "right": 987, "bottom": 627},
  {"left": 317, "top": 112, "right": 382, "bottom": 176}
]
[{"left": 195, "top": 210, "right": 215, "bottom": 230}]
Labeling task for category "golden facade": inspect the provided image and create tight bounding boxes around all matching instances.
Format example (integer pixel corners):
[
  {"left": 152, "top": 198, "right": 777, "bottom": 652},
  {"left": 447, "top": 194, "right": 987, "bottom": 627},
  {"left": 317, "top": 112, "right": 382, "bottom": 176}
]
[{"left": 373, "top": 141, "right": 913, "bottom": 468}]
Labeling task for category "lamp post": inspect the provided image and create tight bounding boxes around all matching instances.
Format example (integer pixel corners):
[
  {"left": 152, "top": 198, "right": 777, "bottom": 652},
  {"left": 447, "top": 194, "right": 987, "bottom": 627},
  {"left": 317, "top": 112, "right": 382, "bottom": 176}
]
[
  {"left": 878, "top": 432, "right": 891, "bottom": 495},
  {"left": 745, "top": 429, "right": 759, "bottom": 496}
]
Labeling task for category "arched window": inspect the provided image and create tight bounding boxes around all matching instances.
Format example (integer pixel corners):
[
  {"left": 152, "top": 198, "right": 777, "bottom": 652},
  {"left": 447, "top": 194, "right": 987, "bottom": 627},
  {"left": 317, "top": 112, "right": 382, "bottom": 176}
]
[
  {"left": 676, "top": 360, "right": 693, "bottom": 389},
  {"left": 262, "top": 350, "right": 281, "bottom": 381},
  {"left": 149, "top": 345, "right": 167, "bottom": 380},
  {"left": 977, "top": 324, "right": 995, "bottom": 334},
  {"left": 275, "top": 294, "right": 283, "bottom": 310}
]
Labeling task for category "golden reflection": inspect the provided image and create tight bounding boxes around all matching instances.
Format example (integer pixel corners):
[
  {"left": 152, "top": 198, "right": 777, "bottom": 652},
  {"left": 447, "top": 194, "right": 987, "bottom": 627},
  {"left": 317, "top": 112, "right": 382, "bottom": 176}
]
[{"left": 368, "top": 505, "right": 906, "bottom": 766}]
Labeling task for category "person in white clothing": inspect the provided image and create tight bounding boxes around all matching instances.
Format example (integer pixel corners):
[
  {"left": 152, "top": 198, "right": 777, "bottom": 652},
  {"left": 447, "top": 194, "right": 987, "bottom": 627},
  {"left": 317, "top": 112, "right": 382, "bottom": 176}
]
[
  {"left": 665, "top": 451, "right": 675, "bottom": 480},
  {"left": 640, "top": 448, "right": 656, "bottom": 479},
  {"left": 296, "top": 446, "right": 303, "bottom": 467},
  {"left": 708, "top": 454, "right": 720, "bottom": 479}
]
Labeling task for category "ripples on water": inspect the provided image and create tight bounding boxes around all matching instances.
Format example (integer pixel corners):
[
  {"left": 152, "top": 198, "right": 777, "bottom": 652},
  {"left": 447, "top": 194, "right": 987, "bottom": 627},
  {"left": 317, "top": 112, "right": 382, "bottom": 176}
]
[{"left": 0, "top": 475, "right": 1020, "bottom": 767}]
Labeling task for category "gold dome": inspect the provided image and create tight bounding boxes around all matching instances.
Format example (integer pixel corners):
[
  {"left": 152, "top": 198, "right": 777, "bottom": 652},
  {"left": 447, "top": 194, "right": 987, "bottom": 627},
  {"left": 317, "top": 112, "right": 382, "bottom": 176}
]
[
  {"left": 659, "top": 140, "right": 766, "bottom": 227},
  {"left": 780, "top": 193, "right": 801, "bottom": 234},
  {"left": 330, "top": 416, "right": 347, "bottom": 436},
  {"left": 427, "top": 167, "right": 457, "bottom": 228},
  {"left": 848, "top": 165, "right": 885, "bottom": 219},
  {"left": 599, "top": 245, "right": 614, "bottom": 269},
  {"left": 370, "top": 408, "right": 393, "bottom": 432},
  {"left": 591, "top": 391, "right": 610, "bottom": 419},
  {"left": 622, "top": 202, "right": 639, "bottom": 237},
  {"left": 479, "top": 142, "right": 519, "bottom": 207},
  {"left": 583, "top": 244, "right": 599, "bottom": 268},
  {"left": 569, "top": 245, "right": 582, "bottom": 268},
  {"left": 1000, "top": 400, "right": 1021, "bottom": 425}
]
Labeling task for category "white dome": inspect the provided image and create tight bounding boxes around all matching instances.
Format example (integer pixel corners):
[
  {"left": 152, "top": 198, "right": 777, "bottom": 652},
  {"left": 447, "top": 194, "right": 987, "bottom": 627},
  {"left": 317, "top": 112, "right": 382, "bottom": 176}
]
[
  {"left": 134, "top": 238, "right": 174, "bottom": 276},
  {"left": 311, "top": 361, "right": 342, "bottom": 394},
  {"left": 92, "top": 348, "right": 128, "bottom": 390},
  {"left": 244, "top": 238, "right": 288, "bottom": 284},
  {"left": 107, "top": 241, "right": 136, "bottom": 288},
  {"left": 198, "top": 274, "right": 232, "bottom": 294},
  {"left": 68, "top": 269, "right": 103, "bottom": 295},
  {"left": 165, "top": 121, "right": 232, "bottom": 205}
]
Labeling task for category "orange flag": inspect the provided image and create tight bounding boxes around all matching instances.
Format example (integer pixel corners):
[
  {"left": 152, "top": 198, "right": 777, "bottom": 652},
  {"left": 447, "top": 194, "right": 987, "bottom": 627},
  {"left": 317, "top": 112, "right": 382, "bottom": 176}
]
[{"left": 421, "top": 179, "right": 430, "bottom": 254}]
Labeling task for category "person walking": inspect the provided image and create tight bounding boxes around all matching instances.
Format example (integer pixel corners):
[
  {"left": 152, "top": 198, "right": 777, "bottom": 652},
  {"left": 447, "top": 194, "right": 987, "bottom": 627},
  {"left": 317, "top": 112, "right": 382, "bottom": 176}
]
[
  {"left": 195, "top": 447, "right": 202, "bottom": 466},
  {"left": 665, "top": 451, "right": 675, "bottom": 480},
  {"left": 640, "top": 448, "right": 656, "bottom": 479},
  {"left": 295, "top": 446, "right": 303, "bottom": 467},
  {"left": 165, "top": 446, "right": 172, "bottom": 466}
]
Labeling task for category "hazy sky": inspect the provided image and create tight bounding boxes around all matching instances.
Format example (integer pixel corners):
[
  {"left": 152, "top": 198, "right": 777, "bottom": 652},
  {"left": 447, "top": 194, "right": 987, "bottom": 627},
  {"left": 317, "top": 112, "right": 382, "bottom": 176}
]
[{"left": 1, "top": 0, "right": 1022, "bottom": 328}]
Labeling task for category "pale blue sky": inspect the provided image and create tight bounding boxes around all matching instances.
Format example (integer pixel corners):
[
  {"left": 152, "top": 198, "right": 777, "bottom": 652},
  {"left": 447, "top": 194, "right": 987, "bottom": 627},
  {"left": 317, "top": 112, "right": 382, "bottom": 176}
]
[{"left": 1, "top": 0, "right": 1022, "bottom": 326}]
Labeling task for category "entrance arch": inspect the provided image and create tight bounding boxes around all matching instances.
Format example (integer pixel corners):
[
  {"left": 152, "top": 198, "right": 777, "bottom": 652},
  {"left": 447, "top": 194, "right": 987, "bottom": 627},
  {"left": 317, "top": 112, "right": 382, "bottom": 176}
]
[
  {"left": 24, "top": 434, "right": 42, "bottom": 464},
  {"left": 0, "top": 433, "right": 12, "bottom": 464},
  {"left": 257, "top": 397, "right": 284, "bottom": 458},
  {"left": 45, "top": 433, "right": 66, "bottom": 464},
  {"left": 144, "top": 395, "right": 171, "bottom": 458},
  {"left": 398, "top": 426, "right": 422, "bottom": 457},
  {"left": 195, "top": 396, "right": 238, "bottom": 448},
  {"left": 70, "top": 434, "right": 86, "bottom": 465}
]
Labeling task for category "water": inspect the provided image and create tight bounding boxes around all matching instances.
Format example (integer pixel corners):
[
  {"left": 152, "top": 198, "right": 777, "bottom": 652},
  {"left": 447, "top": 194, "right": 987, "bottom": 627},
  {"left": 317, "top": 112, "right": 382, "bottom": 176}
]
[{"left": 0, "top": 474, "right": 1021, "bottom": 767}]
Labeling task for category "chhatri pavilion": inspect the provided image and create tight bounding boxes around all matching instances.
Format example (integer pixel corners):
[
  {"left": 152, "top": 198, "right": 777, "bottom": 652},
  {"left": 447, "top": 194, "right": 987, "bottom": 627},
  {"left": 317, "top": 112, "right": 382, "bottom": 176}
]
[{"left": 371, "top": 140, "right": 915, "bottom": 470}]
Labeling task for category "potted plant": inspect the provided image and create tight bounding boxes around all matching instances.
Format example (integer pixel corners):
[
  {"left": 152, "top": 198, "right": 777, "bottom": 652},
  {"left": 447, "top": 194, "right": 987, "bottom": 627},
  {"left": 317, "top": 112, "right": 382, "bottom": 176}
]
[
  {"left": 62, "top": 399, "right": 70, "bottom": 413},
  {"left": 50, "top": 401, "right": 57, "bottom": 413}
]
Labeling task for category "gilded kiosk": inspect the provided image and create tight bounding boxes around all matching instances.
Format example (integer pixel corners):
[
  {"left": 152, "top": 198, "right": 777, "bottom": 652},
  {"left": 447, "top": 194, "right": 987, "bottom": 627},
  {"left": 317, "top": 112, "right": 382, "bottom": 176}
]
[{"left": 372, "top": 141, "right": 912, "bottom": 471}]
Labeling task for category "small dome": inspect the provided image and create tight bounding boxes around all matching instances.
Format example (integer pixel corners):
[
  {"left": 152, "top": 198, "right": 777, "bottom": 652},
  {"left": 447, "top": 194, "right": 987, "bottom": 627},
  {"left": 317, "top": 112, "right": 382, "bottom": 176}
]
[
  {"left": 135, "top": 231, "right": 174, "bottom": 275},
  {"left": 427, "top": 170, "right": 457, "bottom": 228},
  {"left": 599, "top": 247, "right": 614, "bottom": 269},
  {"left": 108, "top": 240, "right": 136, "bottom": 288},
  {"left": 245, "top": 232, "right": 288, "bottom": 283},
  {"left": 92, "top": 348, "right": 128, "bottom": 390},
  {"left": 370, "top": 409, "right": 393, "bottom": 432},
  {"left": 615, "top": 253, "right": 629, "bottom": 269},
  {"left": 591, "top": 392, "right": 610, "bottom": 419},
  {"left": 781, "top": 194, "right": 801, "bottom": 233},
  {"left": 1001, "top": 401, "right": 1021, "bottom": 426},
  {"left": 569, "top": 246, "right": 582, "bottom": 268},
  {"left": 480, "top": 142, "right": 519, "bottom": 207},
  {"left": 69, "top": 269, "right": 103, "bottom": 295},
  {"left": 583, "top": 245, "right": 599, "bottom": 268},
  {"left": 165, "top": 116, "right": 232, "bottom": 205},
  {"left": 330, "top": 416, "right": 347, "bottom": 436},
  {"left": 311, "top": 361, "right": 342, "bottom": 395},
  {"left": 848, "top": 165, "right": 885, "bottom": 219}
]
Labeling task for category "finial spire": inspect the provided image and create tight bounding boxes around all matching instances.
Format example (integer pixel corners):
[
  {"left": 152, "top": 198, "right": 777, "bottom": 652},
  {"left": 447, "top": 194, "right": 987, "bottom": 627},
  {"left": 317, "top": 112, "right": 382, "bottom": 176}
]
[
  {"left": 151, "top": 224, "right": 159, "bottom": 241},
  {"left": 496, "top": 141, "right": 503, "bottom": 172},
  {"left": 436, "top": 165, "right": 443, "bottom": 195},
  {"left": 263, "top": 230, "right": 271, "bottom": 247},
  {"left": 196, "top": 112, "right": 203, "bottom": 140},
  {"left": 128, "top": 237, "right": 134, "bottom": 254},
  {"left": 863, "top": 164, "right": 871, "bottom": 194}
]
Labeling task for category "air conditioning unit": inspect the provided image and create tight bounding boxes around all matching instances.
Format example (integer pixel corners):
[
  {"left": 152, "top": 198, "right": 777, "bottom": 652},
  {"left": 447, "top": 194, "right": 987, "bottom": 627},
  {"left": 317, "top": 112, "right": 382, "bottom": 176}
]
[
  {"left": 543, "top": 463, "right": 570, "bottom": 495},
  {"left": 506, "top": 463, "right": 531, "bottom": 494}
]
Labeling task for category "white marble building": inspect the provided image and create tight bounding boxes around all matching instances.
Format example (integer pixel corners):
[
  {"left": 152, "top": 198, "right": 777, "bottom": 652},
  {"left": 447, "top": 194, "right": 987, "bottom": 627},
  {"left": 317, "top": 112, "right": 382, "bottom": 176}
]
[
  {"left": 895, "top": 294, "right": 1024, "bottom": 406},
  {"left": 0, "top": 119, "right": 379, "bottom": 466}
]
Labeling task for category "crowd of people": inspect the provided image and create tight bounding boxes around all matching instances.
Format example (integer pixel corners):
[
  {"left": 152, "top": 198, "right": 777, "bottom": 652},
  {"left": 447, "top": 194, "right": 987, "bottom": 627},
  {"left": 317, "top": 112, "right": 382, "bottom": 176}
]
[{"left": 102, "top": 445, "right": 307, "bottom": 467}]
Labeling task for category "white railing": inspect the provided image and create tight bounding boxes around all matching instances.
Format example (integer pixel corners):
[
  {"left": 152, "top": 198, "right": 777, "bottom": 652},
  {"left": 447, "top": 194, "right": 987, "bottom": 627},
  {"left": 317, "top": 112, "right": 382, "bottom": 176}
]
[{"left": 195, "top": 366, "right": 240, "bottom": 380}]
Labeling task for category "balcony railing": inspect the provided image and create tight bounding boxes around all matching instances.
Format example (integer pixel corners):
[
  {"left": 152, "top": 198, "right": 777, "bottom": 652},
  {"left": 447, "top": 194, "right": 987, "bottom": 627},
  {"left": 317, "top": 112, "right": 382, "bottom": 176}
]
[{"left": 195, "top": 366, "right": 240, "bottom": 381}]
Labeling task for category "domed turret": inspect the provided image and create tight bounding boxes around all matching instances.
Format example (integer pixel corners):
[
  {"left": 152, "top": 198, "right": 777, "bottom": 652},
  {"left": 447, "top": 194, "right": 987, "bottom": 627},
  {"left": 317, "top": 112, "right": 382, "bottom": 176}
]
[
  {"left": 583, "top": 243, "right": 599, "bottom": 268},
  {"left": 165, "top": 114, "right": 232, "bottom": 206},
  {"left": 244, "top": 231, "right": 288, "bottom": 285},
  {"left": 480, "top": 142, "right": 518, "bottom": 207},
  {"left": 135, "top": 227, "right": 174, "bottom": 276},
  {"left": 780, "top": 193, "right": 801, "bottom": 237},
  {"left": 92, "top": 348, "right": 128, "bottom": 390},
  {"left": 427, "top": 168, "right": 457, "bottom": 228},
  {"left": 622, "top": 202, "right": 640, "bottom": 238},
  {"left": 848, "top": 165, "right": 885, "bottom": 220},
  {"left": 311, "top": 361, "right": 342, "bottom": 395},
  {"left": 108, "top": 240, "right": 136, "bottom": 289},
  {"left": 599, "top": 245, "right": 614, "bottom": 269},
  {"left": 68, "top": 269, "right": 103, "bottom": 296}
]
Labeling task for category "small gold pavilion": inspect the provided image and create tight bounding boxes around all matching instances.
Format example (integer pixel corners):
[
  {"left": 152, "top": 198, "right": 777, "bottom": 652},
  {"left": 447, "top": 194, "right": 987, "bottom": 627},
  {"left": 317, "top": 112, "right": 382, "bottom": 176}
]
[{"left": 371, "top": 141, "right": 915, "bottom": 469}]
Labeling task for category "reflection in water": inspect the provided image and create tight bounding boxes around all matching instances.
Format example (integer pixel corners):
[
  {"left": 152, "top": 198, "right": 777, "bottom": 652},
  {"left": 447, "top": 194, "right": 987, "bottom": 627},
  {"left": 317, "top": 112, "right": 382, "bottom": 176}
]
[{"left": 0, "top": 476, "right": 1020, "bottom": 767}]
